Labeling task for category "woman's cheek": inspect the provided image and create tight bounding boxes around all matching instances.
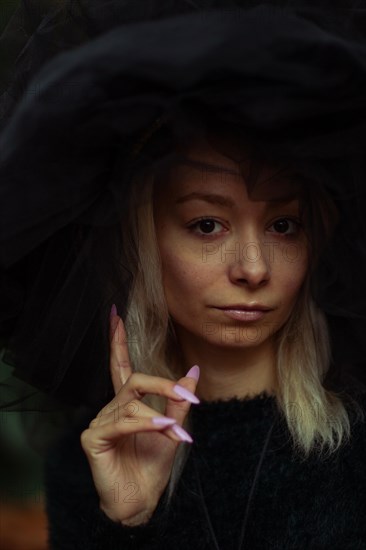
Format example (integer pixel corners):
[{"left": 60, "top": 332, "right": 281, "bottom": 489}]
[
  {"left": 160, "top": 245, "right": 189, "bottom": 288},
  {"left": 277, "top": 247, "right": 308, "bottom": 287}
]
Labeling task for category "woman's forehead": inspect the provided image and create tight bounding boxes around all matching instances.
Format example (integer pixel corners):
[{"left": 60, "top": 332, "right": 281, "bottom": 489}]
[{"left": 158, "top": 153, "right": 302, "bottom": 203}]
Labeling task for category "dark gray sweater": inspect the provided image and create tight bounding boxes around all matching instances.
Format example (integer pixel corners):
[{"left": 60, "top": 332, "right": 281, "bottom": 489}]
[{"left": 44, "top": 390, "right": 366, "bottom": 549}]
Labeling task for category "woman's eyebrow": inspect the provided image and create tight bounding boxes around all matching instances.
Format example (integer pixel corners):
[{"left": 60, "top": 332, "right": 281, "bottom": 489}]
[
  {"left": 175, "top": 192, "right": 235, "bottom": 208},
  {"left": 175, "top": 192, "right": 299, "bottom": 208}
]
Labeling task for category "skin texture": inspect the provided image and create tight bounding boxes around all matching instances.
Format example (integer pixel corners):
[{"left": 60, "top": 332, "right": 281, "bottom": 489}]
[{"left": 153, "top": 139, "right": 309, "bottom": 401}]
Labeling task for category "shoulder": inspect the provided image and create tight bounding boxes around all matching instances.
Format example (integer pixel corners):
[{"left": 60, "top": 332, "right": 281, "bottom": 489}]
[
  {"left": 336, "top": 379, "right": 366, "bottom": 462},
  {"left": 326, "top": 367, "right": 366, "bottom": 425}
]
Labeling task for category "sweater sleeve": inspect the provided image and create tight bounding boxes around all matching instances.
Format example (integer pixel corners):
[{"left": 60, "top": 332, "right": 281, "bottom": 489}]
[{"left": 43, "top": 412, "right": 170, "bottom": 550}]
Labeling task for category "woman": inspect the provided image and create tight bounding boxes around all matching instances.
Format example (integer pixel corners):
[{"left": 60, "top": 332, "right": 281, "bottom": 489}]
[
  {"left": 1, "top": 1, "right": 366, "bottom": 549},
  {"left": 49, "top": 126, "right": 363, "bottom": 550}
]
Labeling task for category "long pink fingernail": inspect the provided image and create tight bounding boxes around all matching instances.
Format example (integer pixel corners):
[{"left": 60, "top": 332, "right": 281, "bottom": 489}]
[
  {"left": 173, "top": 384, "right": 200, "bottom": 404},
  {"left": 171, "top": 424, "right": 193, "bottom": 443},
  {"left": 110, "top": 303, "right": 117, "bottom": 320},
  {"left": 152, "top": 417, "right": 176, "bottom": 426},
  {"left": 185, "top": 365, "right": 200, "bottom": 380}
]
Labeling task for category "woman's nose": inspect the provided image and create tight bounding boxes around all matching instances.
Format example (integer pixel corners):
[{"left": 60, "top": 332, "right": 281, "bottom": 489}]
[{"left": 226, "top": 239, "right": 271, "bottom": 288}]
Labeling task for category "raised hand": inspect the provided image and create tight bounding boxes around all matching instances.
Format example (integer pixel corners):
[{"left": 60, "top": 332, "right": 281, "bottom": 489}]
[{"left": 80, "top": 304, "right": 200, "bottom": 526}]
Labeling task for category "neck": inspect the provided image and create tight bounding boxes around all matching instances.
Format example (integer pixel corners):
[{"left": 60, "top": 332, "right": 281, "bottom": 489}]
[{"left": 173, "top": 327, "right": 278, "bottom": 401}]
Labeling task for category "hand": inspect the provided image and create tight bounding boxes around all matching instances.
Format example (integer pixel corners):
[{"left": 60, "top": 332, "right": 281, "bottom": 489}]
[{"left": 80, "top": 305, "right": 200, "bottom": 525}]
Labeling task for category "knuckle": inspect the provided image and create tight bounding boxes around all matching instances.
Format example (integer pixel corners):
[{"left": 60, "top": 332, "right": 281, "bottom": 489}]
[
  {"left": 88, "top": 417, "right": 99, "bottom": 428},
  {"left": 125, "top": 372, "right": 146, "bottom": 395},
  {"left": 122, "top": 399, "right": 140, "bottom": 417},
  {"left": 128, "top": 371, "right": 143, "bottom": 385},
  {"left": 80, "top": 428, "right": 91, "bottom": 447}
]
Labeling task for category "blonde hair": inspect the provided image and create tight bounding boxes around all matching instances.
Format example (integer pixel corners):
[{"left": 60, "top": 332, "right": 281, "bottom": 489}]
[{"left": 119, "top": 168, "right": 365, "bottom": 506}]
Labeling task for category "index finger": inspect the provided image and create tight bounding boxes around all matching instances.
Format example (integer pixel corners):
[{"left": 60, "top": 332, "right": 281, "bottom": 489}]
[{"left": 109, "top": 304, "right": 133, "bottom": 394}]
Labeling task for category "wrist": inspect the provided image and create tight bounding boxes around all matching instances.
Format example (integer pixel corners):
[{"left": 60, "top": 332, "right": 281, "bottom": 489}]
[
  {"left": 99, "top": 502, "right": 156, "bottom": 526},
  {"left": 119, "top": 508, "right": 154, "bottom": 527}
]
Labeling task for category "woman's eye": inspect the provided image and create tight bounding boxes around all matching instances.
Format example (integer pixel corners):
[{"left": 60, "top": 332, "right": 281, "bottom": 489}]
[
  {"left": 187, "top": 218, "right": 225, "bottom": 236},
  {"left": 268, "top": 218, "right": 302, "bottom": 236},
  {"left": 186, "top": 217, "right": 302, "bottom": 238}
]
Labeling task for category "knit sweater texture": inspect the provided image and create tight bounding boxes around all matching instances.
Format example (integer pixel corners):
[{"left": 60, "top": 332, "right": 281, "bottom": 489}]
[{"left": 44, "top": 390, "right": 366, "bottom": 549}]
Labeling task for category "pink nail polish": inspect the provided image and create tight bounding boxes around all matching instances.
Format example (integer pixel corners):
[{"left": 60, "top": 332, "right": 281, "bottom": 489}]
[
  {"left": 110, "top": 303, "right": 117, "bottom": 320},
  {"left": 185, "top": 365, "right": 200, "bottom": 380},
  {"left": 151, "top": 417, "right": 176, "bottom": 426},
  {"left": 173, "top": 384, "right": 200, "bottom": 404},
  {"left": 171, "top": 424, "right": 193, "bottom": 443}
]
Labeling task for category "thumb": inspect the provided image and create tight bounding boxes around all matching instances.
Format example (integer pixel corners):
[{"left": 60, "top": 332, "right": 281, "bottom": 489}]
[{"left": 164, "top": 365, "right": 200, "bottom": 426}]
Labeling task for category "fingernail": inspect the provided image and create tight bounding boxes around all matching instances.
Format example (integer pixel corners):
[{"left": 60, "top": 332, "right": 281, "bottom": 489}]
[
  {"left": 109, "top": 308, "right": 119, "bottom": 343},
  {"left": 171, "top": 424, "right": 193, "bottom": 443},
  {"left": 173, "top": 384, "right": 200, "bottom": 404},
  {"left": 185, "top": 365, "right": 200, "bottom": 380},
  {"left": 110, "top": 303, "right": 117, "bottom": 320},
  {"left": 151, "top": 417, "right": 176, "bottom": 426}
]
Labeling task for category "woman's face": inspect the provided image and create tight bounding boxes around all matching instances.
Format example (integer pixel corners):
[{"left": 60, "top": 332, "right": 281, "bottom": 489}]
[{"left": 153, "top": 140, "right": 309, "bottom": 352}]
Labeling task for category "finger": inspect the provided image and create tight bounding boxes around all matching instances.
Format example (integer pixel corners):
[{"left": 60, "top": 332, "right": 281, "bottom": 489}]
[
  {"left": 92, "top": 375, "right": 197, "bottom": 445},
  {"left": 88, "top": 398, "right": 193, "bottom": 445},
  {"left": 91, "top": 397, "right": 164, "bottom": 428},
  {"left": 164, "top": 365, "right": 200, "bottom": 426},
  {"left": 82, "top": 412, "right": 188, "bottom": 454},
  {"left": 116, "top": 371, "right": 200, "bottom": 407},
  {"left": 109, "top": 305, "right": 133, "bottom": 395}
]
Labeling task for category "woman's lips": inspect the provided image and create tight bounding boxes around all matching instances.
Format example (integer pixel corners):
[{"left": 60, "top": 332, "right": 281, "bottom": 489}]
[{"left": 215, "top": 308, "right": 269, "bottom": 321}]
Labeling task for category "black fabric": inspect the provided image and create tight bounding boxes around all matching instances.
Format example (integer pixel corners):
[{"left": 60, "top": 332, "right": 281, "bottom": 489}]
[{"left": 44, "top": 390, "right": 366, "bottom": 550}]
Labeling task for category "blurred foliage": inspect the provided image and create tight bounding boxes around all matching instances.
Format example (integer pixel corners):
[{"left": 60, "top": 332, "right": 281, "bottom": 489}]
[
  {"left": 0, "top": 356, "right": 45, "bottom": 504},
  {"left": 0, "top": 350, "right": 77, "bottom": 506}
]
